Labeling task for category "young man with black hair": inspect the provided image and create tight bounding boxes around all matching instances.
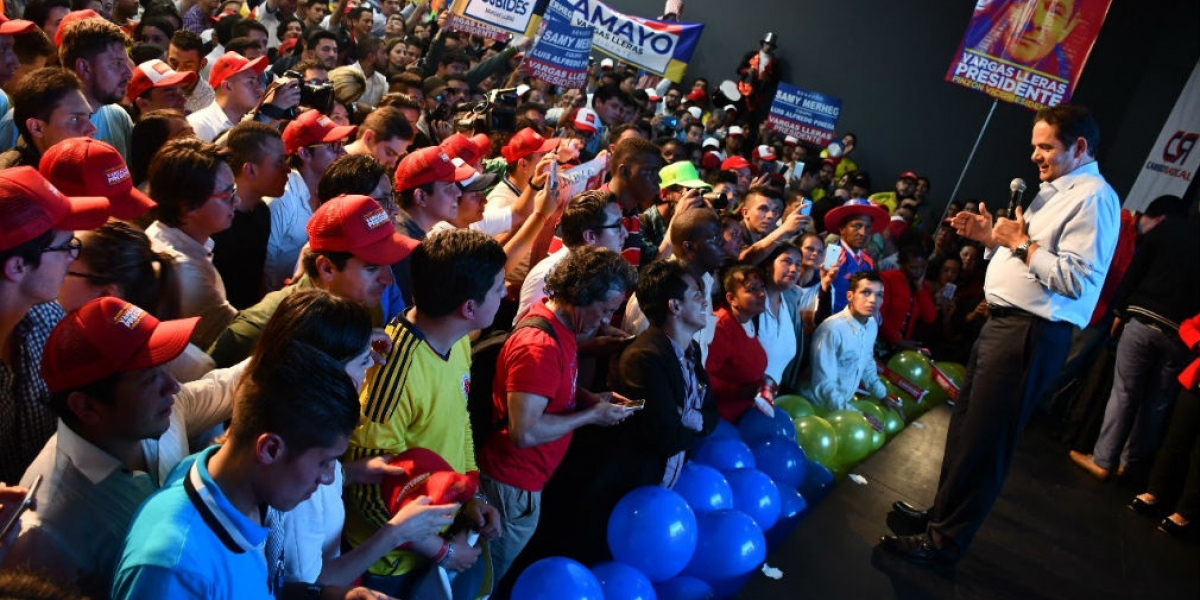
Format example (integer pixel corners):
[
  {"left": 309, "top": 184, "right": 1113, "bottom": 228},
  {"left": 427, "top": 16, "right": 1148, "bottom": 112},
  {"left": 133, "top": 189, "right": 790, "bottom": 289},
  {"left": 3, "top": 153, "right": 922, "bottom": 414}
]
[
  {"left": 345, "top": 229, "right": 505, "bottom": 597},
  {"left": 57, "top": 15, "right": 133, "bottom": 158},
  {"left": 0, "top": 67, "right": 95, "bottom": 169},
  {"left": 112, "top": 341, "right": 364, "bottom": 598},
  {"left": 168, "top": 29, "right": 216, "bottom": 114},
  {"left": 811, "top": 270, "right": 888, "bottom": 412}
]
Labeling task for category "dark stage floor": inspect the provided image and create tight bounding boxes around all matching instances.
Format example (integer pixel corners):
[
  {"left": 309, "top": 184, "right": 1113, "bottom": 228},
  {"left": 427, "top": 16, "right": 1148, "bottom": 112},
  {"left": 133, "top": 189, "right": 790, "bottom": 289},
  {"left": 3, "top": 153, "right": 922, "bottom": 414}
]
[{"left": 739, "top": 404, "right": 1200, "bottom": 600}]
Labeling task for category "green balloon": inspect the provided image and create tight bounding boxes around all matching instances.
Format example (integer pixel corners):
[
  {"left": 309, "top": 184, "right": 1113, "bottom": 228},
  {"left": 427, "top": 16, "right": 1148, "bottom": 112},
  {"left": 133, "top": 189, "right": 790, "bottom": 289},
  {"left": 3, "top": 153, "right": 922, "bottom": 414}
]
[
  {"left": 887, "top": 350, "right": 933, "bottom": 390},
  {"left": 849, "top": 399, "right": 887, "bottom": 434},
  {"left": 793, "top": 415, "right": 838, "bottom": 467},
  {"left": 884, "top": 380, "right": 922, "bottom": 422},
  {"left": 870, "top": 429, "right": 886, "bottom": 451},
  {"left": 776, "top": 394, "right": 815, "bottom": 420},
  {"left": 826, "top": 410, "right": 874, "bottom": 466},
  {"left": 938, "top": 362, "right": 967, "bottom": 387},
  {"left": 882, "top": 408, "right": 905, "bottom": 436}
]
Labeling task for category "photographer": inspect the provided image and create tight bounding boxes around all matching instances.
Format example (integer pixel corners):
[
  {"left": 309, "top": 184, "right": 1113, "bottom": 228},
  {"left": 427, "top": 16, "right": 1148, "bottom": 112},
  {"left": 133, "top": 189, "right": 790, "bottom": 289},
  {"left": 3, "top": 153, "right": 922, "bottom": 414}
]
[
  {"left": 412, "top": 75, "right": 457, "bottom": 148},
  {"left": 188, "top": 52, "right": 301, "bottom": 143}
]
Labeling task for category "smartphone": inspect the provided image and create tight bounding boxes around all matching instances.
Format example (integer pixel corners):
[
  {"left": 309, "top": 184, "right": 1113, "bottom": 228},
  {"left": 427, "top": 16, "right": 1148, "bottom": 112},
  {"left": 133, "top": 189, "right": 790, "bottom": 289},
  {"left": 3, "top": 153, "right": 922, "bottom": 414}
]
[
  {"left": 798, "top": 201, "right": 812, "bottom": 216},
  {"left": 618, "top": 398, "right": 646, "bottom": 411},
  {"left": 941, "top": 282, "right": 957, "bottom": 299},
  {"left": 548, "top": 159, "right": 558, "bottom": 191},
  {"left": 823, "top": 244, "right": 843, "bottom": 270},
  {"left": 662, "top": 116, "right": 678, "bottom": 129},
  {"left": 0, "top": 474, "right": 42, "bottom": 541}
]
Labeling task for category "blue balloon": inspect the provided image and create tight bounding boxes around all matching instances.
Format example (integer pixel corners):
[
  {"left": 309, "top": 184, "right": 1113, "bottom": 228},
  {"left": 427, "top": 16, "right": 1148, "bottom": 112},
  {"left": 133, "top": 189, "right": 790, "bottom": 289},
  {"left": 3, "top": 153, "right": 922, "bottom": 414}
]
[
  {"left": 590, "top": 562, "right": 657, "bottom": 600},
  {"left": 682, "top": 509, "right": 767, "bottom": 582},
  {"left": 725, "top": 468, "right": 781, "bottom": 530},
  {"left": 512, "top": 556, "right": 603, "bottom": 600},
  {"left": 653, "top": 576, "right": 714, "bottom": 600},
  {"left": 751, "top": 435, "right": 808, "bottom": 490},
  {"left": 798, "top": 459, "right": 834, "bottom": 505},
  {"left": 708, "top": 572, "right": 753, "bottom": 599},
  {"left": 672, "top": 463, "right": 733, "bottom": 515},
  {"left": 737, "top": 408, "right": 796, "bottom": 444},
  {"left": 708, "top": 419, "right": 741, "bottom": 441},
  {"left": 693, "top": 437, "right": 755, "bottom": 473},
  {"left": 765, "top": 485, "right": 808, "bottom": 548},
  {"left": 607, "top": 486, "right": 698, "bottom": 582}
]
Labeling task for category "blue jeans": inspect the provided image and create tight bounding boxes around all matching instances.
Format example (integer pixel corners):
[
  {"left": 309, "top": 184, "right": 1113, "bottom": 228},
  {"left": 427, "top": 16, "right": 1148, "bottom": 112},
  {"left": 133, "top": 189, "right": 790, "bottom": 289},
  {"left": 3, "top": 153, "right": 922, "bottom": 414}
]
[{"left": 1092, "top": 318, "right": 1191, "bottom": 472}]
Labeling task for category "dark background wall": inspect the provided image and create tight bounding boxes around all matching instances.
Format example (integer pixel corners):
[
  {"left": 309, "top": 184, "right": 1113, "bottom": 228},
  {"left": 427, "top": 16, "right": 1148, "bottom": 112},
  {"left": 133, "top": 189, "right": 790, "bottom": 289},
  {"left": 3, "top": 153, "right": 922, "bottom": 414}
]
[{"left": 602, "top": 0, "right": 1200, "bottom": 213}]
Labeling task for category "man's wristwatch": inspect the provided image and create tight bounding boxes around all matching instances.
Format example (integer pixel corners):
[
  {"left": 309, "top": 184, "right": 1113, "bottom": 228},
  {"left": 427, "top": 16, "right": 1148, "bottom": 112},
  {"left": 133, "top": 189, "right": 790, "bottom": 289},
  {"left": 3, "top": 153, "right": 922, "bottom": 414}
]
[{"left": 1012, "top": 239, "right": 1032, "bottom": 260}]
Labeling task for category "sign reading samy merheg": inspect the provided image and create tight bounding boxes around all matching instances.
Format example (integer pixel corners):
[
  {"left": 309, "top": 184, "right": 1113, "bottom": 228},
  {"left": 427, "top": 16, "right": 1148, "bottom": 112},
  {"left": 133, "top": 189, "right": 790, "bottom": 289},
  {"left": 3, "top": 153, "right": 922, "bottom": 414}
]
[
  {"left": 561, "top": 0, "right": 702, "bottom": 82},
  {"left": 944, "top": 0, "right": 1112, "bottom": 110},
  {"left": 525, "top": 2, "right": 592, "bottom": 88},
  {"left": 766, "top": 82, "right": 842, "bottom": 147}
]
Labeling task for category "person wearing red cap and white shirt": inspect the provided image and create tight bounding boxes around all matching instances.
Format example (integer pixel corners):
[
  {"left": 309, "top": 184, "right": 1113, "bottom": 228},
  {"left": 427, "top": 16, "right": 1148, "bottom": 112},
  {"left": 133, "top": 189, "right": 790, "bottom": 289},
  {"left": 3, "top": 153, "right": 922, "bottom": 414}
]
[
  {"left": 750, "top": 143, "right": 779, "bottom": 179},
  {"left": 125, "top": 58, "right": 196, "bottom": 119},
  {"left": 188, "top": 51, "right": 269, "bottom": 142},
  {"left": 209, "top": 194, "right": 419, "bottom": 369},
  {"left": 261, "top": 109, "right": 356, "bottom": 291},
  {"left": 4, "top": 297, "right": 247, "bottom": 598},
  {"left": 486, "top": 126, "right": 557, "bottom": 213},
  {"left": 57, "top": 13, "right": 134, "bottom": 159},
  {"left": 723, "top": 124, "right": 746, "bottom": 159},
  {"left": 0, "top": 167, "right": 111, "bottom": 485},
  {"left": 0, "top": 13, "right": 38, "bottom": 153},
  {"left": 721, "top": 153, "right": 753, "bottom": 204}
]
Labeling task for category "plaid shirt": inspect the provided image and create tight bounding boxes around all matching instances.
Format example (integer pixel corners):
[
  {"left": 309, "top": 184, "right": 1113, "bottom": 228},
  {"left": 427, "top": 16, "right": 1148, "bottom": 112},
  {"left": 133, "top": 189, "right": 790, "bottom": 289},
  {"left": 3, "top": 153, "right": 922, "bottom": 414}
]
[{"left": 0, "top": 302, "right": 64, "bottom": 483}]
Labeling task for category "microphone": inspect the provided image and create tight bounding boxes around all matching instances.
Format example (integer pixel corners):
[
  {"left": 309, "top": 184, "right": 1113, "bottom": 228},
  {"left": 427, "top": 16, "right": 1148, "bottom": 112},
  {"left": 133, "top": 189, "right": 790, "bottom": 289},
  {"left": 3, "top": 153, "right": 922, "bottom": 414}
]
[{"left": 1007, "top": 178, "right": 1027, "bottom": 215}]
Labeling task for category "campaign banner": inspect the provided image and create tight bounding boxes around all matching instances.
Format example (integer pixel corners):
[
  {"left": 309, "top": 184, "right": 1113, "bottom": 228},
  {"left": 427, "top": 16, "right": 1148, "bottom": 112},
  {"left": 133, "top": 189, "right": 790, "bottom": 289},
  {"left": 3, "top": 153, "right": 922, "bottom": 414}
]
[
  {"left": 561, "top": 0, "right": 703, "bottom": 82},
  {"left": 1124, "top": 60, "right": 1200, "bottom": 213},
  {"left": 525, "top": 3, "right": 592, "bottom": 88},
  {"left": 944, "top": 0, "right": 1112, "bottom": 110},
  {"left": 766, "top": 82, "right": 842, "bottom": 147},
  {"left": 447, "top": 0, "right": 550, "bottom": 39}
]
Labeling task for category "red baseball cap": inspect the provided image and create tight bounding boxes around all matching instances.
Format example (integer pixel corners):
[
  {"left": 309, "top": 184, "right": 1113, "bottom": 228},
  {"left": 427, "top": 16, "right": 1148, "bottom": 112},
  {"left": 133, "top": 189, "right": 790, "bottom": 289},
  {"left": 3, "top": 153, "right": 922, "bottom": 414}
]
[
  {"left": 898, "top": 170, "right": 920, "bottom": 181},
  {"left": 307, "top": 194, "right": 419, "bottom": 265},
  {"left": 41, "top": 297, "right": 198, "bottom": 393},
  {"left": 0, "top": 14, "right": 37, "bottom": 35},
  {"left": 126, "top": 59, "right": 197, "bottom": 103},
  {"left": 469, "top": 133, "right": 491, "bottom": 160},
  {"left": 52, "top": 9, "right": 101, "bottom": 46},
  {"left": 0, "top": 167, "right": 110, "bottom": 252},
  {"left": 721, "top": 156, "right": 751, "bottom": 172},
  {"left": 40, "top": 138, "right": 155, "bottom": 220},
  {"left": 501, "top": 127, "right": 558, "bottom": 163},
  {"left": 752, "top": 145, "right": 776, "bottom": 161},
  {"left": 208, "top": 51, "right": 268, "bottom": 89},
  {"left": 381, "top": 448, "right": 478, "bottom": 517},
  {"left": 701, "top": 151, "right": 721, "bottom": 171},
  {"left": 394, "top": 146, "right": 474, "bottom": 192},
  {"left": 440, "top": 133, "right": 483, "bottom": 165},
  {"left": 573, "top": 107, "right": 600, "bottom": 134},
  {"left": 282, "top": 109, "right": 357, "bottom": 154}
]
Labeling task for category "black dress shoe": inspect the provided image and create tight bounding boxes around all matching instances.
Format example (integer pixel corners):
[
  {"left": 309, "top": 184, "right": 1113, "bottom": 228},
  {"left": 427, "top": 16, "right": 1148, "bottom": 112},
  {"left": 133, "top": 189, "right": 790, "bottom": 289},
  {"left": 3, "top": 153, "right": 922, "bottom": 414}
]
[
  {"left": 1158, "top": 517, "right": 1191, "bottom": 538},
  {"left": 892, "top": 500, "right": 931, "bottom": 522},
  {"left": 879, "top": 534, "right": 951, "bottom": 565},
  {"left": 1128, "top": 496, "right": 1164, "bottom": 518}
]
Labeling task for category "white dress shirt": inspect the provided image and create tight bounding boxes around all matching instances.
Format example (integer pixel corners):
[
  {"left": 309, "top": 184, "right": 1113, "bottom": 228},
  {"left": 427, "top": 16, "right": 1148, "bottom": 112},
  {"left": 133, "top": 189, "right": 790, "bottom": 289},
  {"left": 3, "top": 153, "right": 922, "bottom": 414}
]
[
  {"left": 983, "top": 161, "right": 1120, "bottom": 328},
  {"left": 187, "top": 99, "right": 236, "bottom": 143},
  {"left": 264, "top": 170, "right": 313, "bottom": 291}
]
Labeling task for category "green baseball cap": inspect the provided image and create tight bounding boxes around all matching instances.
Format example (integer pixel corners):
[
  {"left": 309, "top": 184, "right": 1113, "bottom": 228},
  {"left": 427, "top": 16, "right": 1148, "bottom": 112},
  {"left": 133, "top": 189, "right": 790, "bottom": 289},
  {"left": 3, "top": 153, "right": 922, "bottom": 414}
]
[{"left": 659, "top": 161, "right": 711, "bottom": 191}]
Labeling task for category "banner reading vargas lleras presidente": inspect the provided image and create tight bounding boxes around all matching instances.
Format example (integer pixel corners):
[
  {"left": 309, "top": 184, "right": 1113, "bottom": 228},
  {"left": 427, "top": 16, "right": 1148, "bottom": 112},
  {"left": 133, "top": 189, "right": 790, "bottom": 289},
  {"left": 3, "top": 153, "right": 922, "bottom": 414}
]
[
  {"left": 944, "top": 0, "right": 1112, "bottom": 110},
  {"left": 449, "top": 0, "right": 703, "bottom": 82}
]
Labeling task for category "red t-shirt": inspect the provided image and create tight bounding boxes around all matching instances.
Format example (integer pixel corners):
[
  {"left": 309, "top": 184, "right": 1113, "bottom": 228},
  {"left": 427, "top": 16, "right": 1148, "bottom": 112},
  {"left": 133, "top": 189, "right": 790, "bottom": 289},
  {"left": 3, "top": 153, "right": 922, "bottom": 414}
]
[
  {"left": 477, "top": 301, "right": 578, "bottom": 491},
  {"left": 705, "top": 307, "right": 768, "bottom": 423}
]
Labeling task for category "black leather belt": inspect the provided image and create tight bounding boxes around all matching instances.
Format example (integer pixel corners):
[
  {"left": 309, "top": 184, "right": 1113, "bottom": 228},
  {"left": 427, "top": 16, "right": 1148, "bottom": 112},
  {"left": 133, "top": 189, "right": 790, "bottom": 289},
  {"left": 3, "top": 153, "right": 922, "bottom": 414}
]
[{"left": 987, "top": 304, "right": 1037, "bottom": 319}]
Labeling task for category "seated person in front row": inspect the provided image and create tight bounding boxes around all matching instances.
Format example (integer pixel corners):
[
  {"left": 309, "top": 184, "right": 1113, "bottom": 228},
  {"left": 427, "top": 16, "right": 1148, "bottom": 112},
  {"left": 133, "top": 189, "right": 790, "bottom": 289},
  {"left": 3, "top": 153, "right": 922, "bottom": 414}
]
[{"left": 810, "top": 270, "right": 888, "bottom": 412}]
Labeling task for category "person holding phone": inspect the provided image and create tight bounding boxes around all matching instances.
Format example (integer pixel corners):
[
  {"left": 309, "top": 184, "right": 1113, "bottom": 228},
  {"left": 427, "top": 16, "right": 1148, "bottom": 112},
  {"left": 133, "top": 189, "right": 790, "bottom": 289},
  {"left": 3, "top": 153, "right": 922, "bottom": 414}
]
[
  {"left": 0, "top": 483, "right": 36, "bottom": 563},
  {"left": 822, "top": 198, "right": 888, "bottom": 313},
  {"left": 477, "top": 247, "right": 637, "bottom": 588}
]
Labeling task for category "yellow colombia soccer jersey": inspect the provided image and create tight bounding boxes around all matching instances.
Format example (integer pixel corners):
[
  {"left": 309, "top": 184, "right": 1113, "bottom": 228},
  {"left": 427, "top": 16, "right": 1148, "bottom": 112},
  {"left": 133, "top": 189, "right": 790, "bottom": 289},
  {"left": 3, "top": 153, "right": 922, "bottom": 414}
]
[{"left": 343, "top": 317, "right": 476, "bottom": 577}]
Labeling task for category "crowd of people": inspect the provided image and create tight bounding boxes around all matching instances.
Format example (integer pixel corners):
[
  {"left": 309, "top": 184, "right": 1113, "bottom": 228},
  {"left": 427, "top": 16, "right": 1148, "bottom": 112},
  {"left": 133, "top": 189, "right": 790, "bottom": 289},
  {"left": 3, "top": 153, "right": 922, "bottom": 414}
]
[{"left": 0, "top": 0, "right": 1196, "bottom": 598}]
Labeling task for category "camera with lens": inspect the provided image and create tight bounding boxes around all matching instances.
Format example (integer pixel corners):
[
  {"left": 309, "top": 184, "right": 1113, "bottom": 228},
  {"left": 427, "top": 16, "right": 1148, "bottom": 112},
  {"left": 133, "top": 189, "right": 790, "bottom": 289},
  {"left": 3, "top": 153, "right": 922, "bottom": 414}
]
[
  {"left": 282, "top": 70, "right": 335, "bottom": 116},
  {"left": 702, "top": 190, "right": 730, "bottom": 211},
  {"left": 468, "top": 87, "right": 520, "bottom": 134}
]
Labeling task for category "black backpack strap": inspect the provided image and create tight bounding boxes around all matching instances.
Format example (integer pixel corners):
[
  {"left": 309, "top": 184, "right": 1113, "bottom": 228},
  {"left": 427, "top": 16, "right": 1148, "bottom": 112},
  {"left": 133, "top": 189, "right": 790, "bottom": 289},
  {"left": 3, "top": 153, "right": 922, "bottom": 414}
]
[{"left": 516, "top": 315, "right": 559, "bottom": 346}]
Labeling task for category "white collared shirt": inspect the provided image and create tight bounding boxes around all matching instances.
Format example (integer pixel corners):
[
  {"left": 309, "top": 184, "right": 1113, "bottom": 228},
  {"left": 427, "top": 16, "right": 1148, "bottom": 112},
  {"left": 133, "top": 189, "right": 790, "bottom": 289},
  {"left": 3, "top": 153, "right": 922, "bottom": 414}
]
[
  {"left": 983, "top": 161, "right": 1120, "bottom": 328},
  {"left": 187, "top": 99, "right": 236, "bottom": 143},
  {"left": 264, "top": 170, "right": 313, "bottom": 291}
]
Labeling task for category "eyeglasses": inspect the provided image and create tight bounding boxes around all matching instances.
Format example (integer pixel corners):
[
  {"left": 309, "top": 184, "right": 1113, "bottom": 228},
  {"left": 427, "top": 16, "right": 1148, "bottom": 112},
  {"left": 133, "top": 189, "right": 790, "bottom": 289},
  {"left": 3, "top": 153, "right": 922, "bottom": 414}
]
[
  {"left": 66, "top": 270, "right": 109, "bottom": 284},
  {"left": 41, "top": 236, "right": 83, "bottom": 260},
  {"left": 594, "top": 221, "right": 625, "bottom": 231},
  {"left": 209, "top": 185, "right": 237, "bottom": 203}
]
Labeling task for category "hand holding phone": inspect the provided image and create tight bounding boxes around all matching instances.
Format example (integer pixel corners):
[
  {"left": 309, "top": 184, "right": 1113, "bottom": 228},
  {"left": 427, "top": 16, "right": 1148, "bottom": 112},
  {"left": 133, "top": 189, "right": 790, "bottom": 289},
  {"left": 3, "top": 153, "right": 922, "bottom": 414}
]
[
  {"left": 823, "top": 244, "right": 843, "bottom": 271},
  {"left": 941, "top": 282, "right": 957, "bottom": 300},
  {"left": 618, "top": 398, "right": 646, "bottom": 411},
  {"left": 0, "top": 475, "right": 41, "bottom": 542}
]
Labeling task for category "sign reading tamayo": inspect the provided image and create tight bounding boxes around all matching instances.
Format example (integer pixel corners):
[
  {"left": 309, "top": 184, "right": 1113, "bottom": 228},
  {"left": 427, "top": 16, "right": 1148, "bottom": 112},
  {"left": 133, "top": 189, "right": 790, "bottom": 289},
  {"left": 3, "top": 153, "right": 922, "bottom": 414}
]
[
  {"left": 766, "top": 82, "right": 842, "bottom": 146},
  {"left": 561, "top": 0, "right": 702, "bottom": 82}
]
